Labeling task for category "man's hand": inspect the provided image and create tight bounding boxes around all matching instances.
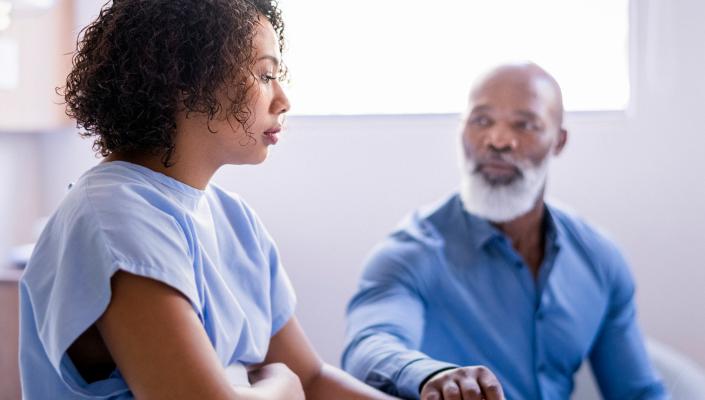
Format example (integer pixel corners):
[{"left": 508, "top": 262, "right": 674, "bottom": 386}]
[
  {"left": 420, "top": 366, "right": 505, "bottom": 400},
  {"left": 247, "top": 363, "right": 306, "bottom": 400}
]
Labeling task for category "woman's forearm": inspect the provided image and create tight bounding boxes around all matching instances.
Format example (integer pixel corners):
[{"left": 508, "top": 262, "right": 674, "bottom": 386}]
[
  {"left": 232, "top": 362, "right": 305, "bottom": 400},
  {"left": 232, "top": 384, "right": 293, "bottom": 400}
]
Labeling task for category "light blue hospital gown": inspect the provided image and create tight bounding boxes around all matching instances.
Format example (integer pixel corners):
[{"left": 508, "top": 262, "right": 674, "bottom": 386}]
[{"left": 19, "top": 161, "right": 297, "bottom": 399}]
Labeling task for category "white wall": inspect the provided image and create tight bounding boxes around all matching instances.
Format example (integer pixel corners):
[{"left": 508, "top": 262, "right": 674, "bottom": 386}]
[
  {"left": 0, "top": 134, "right": 42, "bottom": 263},
  {"left": 3, "top": 0, "right": 703, "bottom": 370}
]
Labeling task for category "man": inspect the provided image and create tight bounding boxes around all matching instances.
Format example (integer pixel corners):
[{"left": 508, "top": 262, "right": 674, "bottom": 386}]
[{"left": 342, "top": 63, "right": 667, "bottom": 400}]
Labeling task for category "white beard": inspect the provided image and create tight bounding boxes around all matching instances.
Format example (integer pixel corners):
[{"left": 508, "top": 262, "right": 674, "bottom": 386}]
[{"left": 458, "top": 150, "right": 550, "bottom": 223}]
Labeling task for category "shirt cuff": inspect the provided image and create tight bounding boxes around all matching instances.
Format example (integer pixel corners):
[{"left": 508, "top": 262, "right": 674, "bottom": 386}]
[{"left": 396, "top": 358, "right": 459, "bottom": 399}]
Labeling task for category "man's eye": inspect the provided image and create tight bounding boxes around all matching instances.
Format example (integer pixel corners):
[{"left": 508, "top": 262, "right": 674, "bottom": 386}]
[
  {"left": 516, "top": 121, "right": 538, "bottom": 131},
  {"left": 471, "top": 116, "right": 491, "bottom": 127}
]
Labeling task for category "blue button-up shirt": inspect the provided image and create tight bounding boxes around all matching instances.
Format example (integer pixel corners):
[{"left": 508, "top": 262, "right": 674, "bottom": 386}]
[{"left": 342, "top": 194, "right": 667, "bottom": 400}]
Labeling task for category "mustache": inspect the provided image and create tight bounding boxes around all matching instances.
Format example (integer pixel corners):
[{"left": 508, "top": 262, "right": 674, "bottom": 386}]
[{"left": 471, "top": 156, "right": 524, "bottom": 177}]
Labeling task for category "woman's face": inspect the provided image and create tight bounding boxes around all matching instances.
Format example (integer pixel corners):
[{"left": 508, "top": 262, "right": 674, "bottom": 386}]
[{"left": 212, "top": 17, "right": 290, "bottom": 165}]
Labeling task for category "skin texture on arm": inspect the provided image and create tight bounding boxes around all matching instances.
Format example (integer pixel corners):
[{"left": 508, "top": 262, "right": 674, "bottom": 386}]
[
  {"left": 263, "top": 317, "right": 398, "bottom": 400},
  {"left": 96, "top": 271, "right": 304, "bottom": 400}
]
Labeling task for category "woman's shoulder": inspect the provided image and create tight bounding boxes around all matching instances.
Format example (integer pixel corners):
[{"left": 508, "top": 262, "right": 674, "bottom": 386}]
[
  {"left": 78, "top": 161, "right": 197, "bottom": 209},
  {"left": 25, "top": 162, "right": 199, "bottom": 302},
  {"left": 47, "top": 162, "right": 196, "bottom": 255}
]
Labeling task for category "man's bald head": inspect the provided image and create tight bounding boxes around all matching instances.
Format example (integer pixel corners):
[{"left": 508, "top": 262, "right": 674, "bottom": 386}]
[{"left": 470, "top": 62, "right": 565, "bottom": 128}]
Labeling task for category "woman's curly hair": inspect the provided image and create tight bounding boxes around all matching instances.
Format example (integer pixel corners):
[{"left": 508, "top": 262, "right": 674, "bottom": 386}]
[{"left": 62, "top": 0, "right": 286, "bottom": 166}]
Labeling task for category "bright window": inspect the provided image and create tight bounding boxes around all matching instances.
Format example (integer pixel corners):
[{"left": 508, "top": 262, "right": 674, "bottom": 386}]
[
  {"left": 279, "top": 0, "right": 630, "bottom": 115},
  {"left": 0, "top": 37, "right": 18, "bottom": 90}
]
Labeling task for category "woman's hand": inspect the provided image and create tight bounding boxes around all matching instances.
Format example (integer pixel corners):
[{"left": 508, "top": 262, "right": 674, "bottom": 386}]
[{"left": 247, "top": 363, "right": 305, "bottom": 400}]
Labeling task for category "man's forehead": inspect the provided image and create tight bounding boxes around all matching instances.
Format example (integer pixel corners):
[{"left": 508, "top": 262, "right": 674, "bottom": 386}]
[
  {"left": 468, "top": 67, "right": 562, "bottom": 119},
  {"left": 469, "top": 87, "right": 548, "bottom": 115}
]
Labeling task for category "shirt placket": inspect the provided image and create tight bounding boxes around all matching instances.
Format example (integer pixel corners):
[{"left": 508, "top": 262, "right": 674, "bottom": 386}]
[
  {"left": 495, "top": 234, "right": 560, "bottom": 400},
  {"left": 533, "top": 240, "right": 560, "bottom": 400}
]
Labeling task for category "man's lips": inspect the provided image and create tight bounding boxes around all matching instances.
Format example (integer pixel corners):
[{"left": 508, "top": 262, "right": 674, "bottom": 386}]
[{"left": 476, "top": 160, "right": 520, "bottom": 176}]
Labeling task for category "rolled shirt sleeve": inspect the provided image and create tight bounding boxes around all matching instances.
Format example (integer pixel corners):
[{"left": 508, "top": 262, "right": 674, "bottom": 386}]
[{"left": 343, "top": 243, "right": 457, "bottom": 399}]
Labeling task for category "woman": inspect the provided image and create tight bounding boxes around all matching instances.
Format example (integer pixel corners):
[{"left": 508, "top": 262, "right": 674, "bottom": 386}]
[{"left": 19, "top": 1, "right": 395, "bottom": 399}]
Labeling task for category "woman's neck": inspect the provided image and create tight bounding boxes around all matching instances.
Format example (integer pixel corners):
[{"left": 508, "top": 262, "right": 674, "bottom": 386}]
[{"left": 104, "top": 149, "right": 218, "bottom": 190}]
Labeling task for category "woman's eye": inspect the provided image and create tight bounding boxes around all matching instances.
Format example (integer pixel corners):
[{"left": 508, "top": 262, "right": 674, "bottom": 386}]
[{"left": 261, "top": 74, "right": 276, "bottom": 83}]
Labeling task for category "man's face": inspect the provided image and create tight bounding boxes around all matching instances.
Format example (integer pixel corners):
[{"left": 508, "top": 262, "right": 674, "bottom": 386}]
[
  {"left": 462, "top": 71, "right": 564, "bottom": 184},
  {"left": 458, "top": 67, "right": 567, "bottom": 222}
]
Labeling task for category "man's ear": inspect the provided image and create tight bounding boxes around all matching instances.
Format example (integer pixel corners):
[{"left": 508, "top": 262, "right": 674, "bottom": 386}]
[{"left": 553, "top": 128, "right": 568, "bottom": 156}]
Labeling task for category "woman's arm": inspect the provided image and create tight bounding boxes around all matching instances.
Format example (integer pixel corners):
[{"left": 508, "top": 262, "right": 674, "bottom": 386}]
[
  {"left": 262, "top": 317, "right": 397, "bottom": 400},
  {"left": 96, "top": 271, "right": 304, "bottom": 400}
]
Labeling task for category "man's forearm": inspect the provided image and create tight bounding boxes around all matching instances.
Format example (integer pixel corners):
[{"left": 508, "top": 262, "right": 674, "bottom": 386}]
[
  {"left": 343, "top": 331, "right": 458, "bottom": 399},
  {"left": 304, "top": 363, "right": 397, "bottom": 400}
]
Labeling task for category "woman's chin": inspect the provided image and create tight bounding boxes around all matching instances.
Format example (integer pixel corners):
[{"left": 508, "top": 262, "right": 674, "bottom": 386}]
[{"left": 228, "top": 149, "right": 269, "bottom": 166}]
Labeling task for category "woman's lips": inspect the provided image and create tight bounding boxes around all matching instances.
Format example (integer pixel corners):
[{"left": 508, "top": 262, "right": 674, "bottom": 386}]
[{"left": 263, "top": 127, "right": 281, "bottom": 145}]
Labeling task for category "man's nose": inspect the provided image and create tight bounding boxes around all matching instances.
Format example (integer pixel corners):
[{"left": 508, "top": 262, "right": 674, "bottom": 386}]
[{"left": 485, "top": 125, "right": 517, "bottom": 153}]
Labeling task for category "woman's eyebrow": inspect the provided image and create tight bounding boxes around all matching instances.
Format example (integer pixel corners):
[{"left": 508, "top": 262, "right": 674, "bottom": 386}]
[{"left": 257, "top": 55, "right": 280, "bottom": 67}]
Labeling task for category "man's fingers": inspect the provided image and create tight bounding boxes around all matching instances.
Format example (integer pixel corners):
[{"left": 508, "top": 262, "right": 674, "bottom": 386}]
[
  {"left": 422, "top": 366, "right": 504, "bottom": 400},
  {"left": 421, "top": 388, "right": 442, "bottom": 400},
  {"left": 477, "top": 367, "right": 505, "bottom": 400},
  {"left": 458, "top": 377, "right": 483, "bottom": 400},
  {"left": 441, "top": 380, "right": 463, "bottom": 400}
]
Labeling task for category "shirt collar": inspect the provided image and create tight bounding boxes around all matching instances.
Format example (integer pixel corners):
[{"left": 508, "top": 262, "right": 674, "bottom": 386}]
[
  {"left": 459, "top": 198, "right": 564, "bottom": 252},
  {"left": 458, "top": 202, "right": 504, "bottom": 249},
  {"left": 543, "top": 204, "right": 564, "bottom": 253}
]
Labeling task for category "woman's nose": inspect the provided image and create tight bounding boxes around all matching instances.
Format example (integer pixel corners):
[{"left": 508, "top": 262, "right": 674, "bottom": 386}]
[{"left": 271, "top": 81, "right": 290, "bottom": 115}]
